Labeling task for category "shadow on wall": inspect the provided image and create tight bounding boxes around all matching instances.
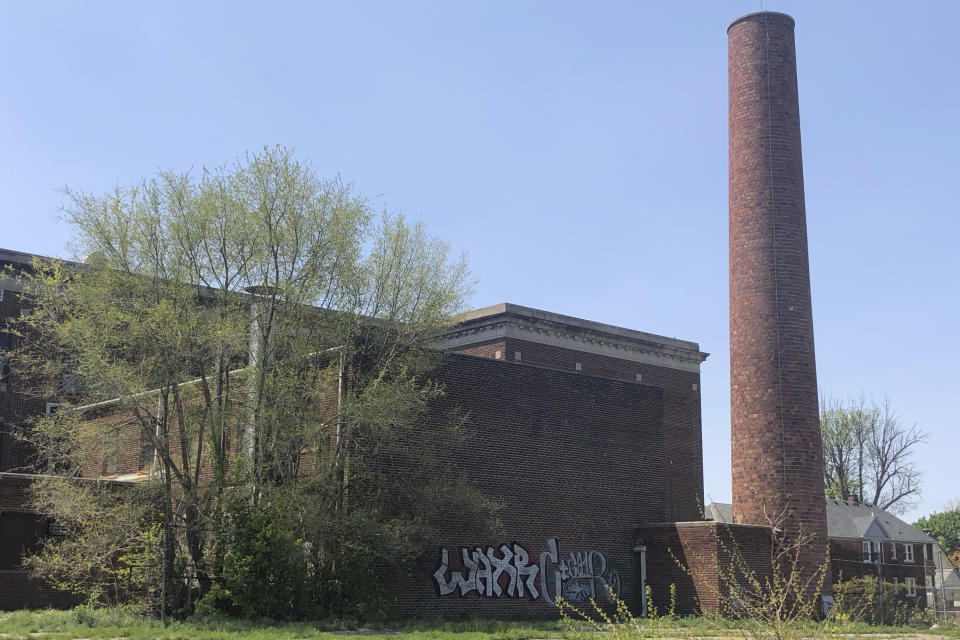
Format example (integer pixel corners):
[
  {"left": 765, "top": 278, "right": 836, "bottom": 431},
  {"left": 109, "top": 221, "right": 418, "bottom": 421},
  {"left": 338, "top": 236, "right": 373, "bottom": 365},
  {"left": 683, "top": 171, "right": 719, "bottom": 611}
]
[{"left": 635, "top": 522, "right": 775, "bottom": 617}]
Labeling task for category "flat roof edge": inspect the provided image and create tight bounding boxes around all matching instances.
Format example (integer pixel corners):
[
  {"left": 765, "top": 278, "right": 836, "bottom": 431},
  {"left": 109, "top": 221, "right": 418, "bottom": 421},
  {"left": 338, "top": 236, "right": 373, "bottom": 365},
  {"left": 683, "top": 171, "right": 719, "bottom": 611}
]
[{"left": 636, "top": 521, "right": 772, "bottom": 530}]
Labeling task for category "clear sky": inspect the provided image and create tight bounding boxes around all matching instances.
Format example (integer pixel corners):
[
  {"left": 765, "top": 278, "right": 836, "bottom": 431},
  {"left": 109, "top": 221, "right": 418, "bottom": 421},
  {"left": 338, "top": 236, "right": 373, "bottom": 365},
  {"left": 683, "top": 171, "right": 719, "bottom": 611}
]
[{"left": 2, "top": 1, "right": 957, "bottom": 524}]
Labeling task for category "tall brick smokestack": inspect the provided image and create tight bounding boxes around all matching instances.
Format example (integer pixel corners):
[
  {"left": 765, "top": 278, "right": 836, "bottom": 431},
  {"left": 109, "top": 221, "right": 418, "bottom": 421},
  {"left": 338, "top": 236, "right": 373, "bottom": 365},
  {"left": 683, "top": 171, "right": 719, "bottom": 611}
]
[{"left": 728, "top": 11, "right": 828, "bottom": 585}]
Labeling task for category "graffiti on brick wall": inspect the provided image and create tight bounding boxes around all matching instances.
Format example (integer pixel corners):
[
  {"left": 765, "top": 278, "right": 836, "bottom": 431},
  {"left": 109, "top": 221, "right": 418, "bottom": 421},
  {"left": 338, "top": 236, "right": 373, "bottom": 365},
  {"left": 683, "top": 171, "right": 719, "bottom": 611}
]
[
  {"left": 432, "top": 537, "right": 621, "bottom": 605},
  {"left": 433, "top": 543, "right": 540, "bottom": 598},
  {"left": 539, "top": 537, "right": 622, "bottom": 604}
]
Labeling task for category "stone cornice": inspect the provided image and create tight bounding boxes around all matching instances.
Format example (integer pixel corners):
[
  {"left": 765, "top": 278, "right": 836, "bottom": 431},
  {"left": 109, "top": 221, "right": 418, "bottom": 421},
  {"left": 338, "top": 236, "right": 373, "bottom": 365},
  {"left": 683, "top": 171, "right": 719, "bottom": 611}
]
[{"left": 437, "top": 303, "right": 709, "bottom": 373}]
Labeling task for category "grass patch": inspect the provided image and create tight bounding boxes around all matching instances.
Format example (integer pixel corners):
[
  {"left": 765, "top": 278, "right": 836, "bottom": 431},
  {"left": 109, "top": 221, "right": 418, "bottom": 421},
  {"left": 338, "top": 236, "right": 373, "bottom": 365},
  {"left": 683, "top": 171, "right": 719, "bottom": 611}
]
[
  {"left": 0, "top": 610, "right": 562, "bottom": 640},
  {"left": 0, "top": 608, "right": 957, "bottom": 640}
]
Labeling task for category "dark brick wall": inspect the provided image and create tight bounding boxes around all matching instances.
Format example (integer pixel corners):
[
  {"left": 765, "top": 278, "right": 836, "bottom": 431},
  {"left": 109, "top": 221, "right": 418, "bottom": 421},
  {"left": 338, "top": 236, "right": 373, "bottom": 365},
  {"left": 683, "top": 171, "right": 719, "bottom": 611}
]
[
  {"left": 0, "top": 473, "right": 36, "bottom": 512},
  {"left": 728, "top": 12, "right": 828, "bottom": 584},
  {"left": 0, "top": 473, "right": 81, "bottom": 610},
  {"left": 388, "top": 353, "right": 669, "bottom": 617},
  {"left": 0, "top": 512, "right": 45, "bottom": 569},
  {"left": 451, "top": 338, "right": 703, "bottom": 522},
  {"left": 1, "top": 286, "right": 46, "bottom": 473},
  {"left": 0, "top": 569, "right": 81, "bottom": 610}
]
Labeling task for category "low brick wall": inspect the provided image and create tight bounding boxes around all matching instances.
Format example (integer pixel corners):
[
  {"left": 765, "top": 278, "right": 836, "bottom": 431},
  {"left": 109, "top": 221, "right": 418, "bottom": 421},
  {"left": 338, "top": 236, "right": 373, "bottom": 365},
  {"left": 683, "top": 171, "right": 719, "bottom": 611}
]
[
  {"left": 0, "top": 569, "right": 80, "bottom": 610},
  {"left": 636, "top": 521, "right": 772, "bottom": 615}
]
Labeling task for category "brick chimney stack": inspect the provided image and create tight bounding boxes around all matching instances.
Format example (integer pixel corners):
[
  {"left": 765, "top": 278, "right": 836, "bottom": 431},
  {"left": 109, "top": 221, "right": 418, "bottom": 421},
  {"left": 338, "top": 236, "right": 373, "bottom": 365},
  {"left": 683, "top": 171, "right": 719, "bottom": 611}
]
[{"left": 728, "top": 12, "right": 828, "bottom": 582}]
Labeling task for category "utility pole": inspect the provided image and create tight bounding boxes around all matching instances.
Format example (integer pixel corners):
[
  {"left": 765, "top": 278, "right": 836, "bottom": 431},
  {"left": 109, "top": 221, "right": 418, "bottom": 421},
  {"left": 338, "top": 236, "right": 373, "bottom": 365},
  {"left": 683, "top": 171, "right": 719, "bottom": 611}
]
[{"left": 939, "top": 549, "right": 948, "bottom": 622}]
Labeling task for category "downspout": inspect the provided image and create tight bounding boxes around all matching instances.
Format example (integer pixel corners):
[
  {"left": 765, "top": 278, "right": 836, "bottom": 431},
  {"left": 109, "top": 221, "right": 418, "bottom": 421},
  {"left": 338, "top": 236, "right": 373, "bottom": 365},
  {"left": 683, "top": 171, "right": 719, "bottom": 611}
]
[
  {"left": 329, "top": 344, "right": 347, "bottom": 512},
  {"left": 244, "top": 285, "right": 278, "bottom": 479},
  {"left": 634, "top": 544, "right": 648, "bottom": 617},
  {"left": 878, "top": 540, "right": 884, "bottom": 623},
  {"left": 337, "top": 347, "right": 344, "bottom": 447},
  {"left": 939, "top": 549, "right": 948, "bottom": 622}
]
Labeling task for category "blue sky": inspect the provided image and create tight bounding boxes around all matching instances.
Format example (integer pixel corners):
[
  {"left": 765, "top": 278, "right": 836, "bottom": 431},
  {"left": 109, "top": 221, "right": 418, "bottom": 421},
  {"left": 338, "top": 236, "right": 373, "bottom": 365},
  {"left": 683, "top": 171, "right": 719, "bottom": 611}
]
[{"left": 2, "top": 1, "right": 957, "bottom": 524}]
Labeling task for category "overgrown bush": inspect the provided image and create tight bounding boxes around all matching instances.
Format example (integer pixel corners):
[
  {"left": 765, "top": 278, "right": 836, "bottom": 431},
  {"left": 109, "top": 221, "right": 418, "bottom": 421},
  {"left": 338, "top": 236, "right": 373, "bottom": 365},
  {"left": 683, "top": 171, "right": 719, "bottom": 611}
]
[
  {"left": 830, "top": 576, "right": 914, "bottom": 626},
  {"left": 198, "top": 484, "right": 389, "bottom": 619},
  {"left": 23, "top": 477, "right": 162, "bottom": 608}
]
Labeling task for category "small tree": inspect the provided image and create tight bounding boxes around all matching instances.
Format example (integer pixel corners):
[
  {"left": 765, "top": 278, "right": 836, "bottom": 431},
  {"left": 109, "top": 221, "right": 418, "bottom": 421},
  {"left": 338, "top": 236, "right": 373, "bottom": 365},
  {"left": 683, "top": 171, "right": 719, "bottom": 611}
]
[{"left": 915, "top": 504, "right": 960, "bottom": 554}]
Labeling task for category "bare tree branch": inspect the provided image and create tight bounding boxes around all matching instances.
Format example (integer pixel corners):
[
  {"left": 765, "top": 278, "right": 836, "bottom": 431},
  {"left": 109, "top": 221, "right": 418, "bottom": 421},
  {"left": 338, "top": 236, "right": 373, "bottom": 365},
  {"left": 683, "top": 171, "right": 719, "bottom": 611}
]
[{"left": 821, "top": 394, "right": 928, "bottom": 514}]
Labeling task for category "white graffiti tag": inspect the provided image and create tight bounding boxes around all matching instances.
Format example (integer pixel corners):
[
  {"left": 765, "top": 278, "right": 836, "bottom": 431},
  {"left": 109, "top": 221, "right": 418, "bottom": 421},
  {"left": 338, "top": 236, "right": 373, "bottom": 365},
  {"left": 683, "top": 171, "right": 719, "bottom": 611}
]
[
  {"left": 433, "top": 538, "right": 621, "bottom": 605},
  {"left": 433, "top": 543, "right": 540, "bottom": 599}
]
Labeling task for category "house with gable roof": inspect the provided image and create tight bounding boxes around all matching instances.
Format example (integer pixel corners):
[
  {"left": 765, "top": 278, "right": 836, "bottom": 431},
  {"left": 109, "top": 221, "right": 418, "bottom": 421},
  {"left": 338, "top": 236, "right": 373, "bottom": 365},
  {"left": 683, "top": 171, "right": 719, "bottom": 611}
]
[
  {"left": 707, "top": 498, "right": 935, "bottom": 607},
  {"left": 824, "top": 498, "right": 933, "bottom": 597}
]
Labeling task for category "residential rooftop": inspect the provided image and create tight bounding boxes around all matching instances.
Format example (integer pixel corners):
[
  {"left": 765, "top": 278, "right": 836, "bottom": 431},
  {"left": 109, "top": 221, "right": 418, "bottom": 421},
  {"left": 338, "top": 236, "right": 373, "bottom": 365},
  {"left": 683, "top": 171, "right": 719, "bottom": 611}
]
[{"left": 707, "top": 501, "right": 936, "bottom": 544}]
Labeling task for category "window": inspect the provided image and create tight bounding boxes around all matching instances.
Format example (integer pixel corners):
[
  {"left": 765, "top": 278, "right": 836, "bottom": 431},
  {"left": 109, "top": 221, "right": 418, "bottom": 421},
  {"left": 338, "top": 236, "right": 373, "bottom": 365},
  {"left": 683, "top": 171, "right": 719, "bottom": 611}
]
[
  {"left": 890, "top": 542, "right": 897, "bottom": 560},
  {"left": 862, "top": 541, "right": 881, "bottom": 563},
  {"left": 904, "top": 544, "right": 914, "bottom": 562},
  {"left": 905, "top": 577, "right": 916, "bottom": 596}
]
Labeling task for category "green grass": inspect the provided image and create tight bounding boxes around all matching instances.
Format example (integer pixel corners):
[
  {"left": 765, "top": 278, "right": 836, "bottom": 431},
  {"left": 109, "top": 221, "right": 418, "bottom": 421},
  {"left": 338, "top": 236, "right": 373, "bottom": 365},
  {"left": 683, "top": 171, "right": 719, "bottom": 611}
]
[
  {"left": 0, "top": 609, "right": 562, "bottom": 640},
  {"left": 0, "top": 608, "right": 957, "bottom": 640}
]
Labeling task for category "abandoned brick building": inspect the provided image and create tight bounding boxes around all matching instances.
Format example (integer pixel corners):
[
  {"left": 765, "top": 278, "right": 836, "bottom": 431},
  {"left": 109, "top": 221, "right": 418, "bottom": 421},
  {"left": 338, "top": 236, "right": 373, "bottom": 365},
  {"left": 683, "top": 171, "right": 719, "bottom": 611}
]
[
  {"left": 1, "top": 11, "right": 931, "bottom": 617},
  {"left": 1, "top": 254, "right": 708, "bottom": 614}
]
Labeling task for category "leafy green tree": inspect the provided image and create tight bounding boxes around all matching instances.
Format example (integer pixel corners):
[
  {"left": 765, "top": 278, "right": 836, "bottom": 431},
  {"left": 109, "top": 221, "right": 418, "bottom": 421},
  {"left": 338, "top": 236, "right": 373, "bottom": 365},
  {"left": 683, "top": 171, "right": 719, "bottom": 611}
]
[
  {"left": 821, "top": 399, "right": 859, "bottom": 501},
  {"left": 7, "top": 146, "right": 497, "bottom": 618},
  {"left": 914, "top": 504, "right": 960, "bottom": 553}
]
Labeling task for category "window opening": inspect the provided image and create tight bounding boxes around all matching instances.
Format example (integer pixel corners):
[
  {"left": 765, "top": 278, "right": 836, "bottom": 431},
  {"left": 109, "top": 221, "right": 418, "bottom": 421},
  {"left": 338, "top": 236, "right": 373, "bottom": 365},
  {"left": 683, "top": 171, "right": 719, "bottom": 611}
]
[{"left": 905, "top": 577, "right": 916, "bottom": 596}]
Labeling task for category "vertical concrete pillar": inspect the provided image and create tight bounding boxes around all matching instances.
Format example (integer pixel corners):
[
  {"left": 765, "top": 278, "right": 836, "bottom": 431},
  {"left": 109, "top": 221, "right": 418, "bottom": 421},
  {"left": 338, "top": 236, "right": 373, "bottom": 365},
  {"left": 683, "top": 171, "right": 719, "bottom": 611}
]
[{"left": 728, "top": 11, "right": 828, "bottom": 590}]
